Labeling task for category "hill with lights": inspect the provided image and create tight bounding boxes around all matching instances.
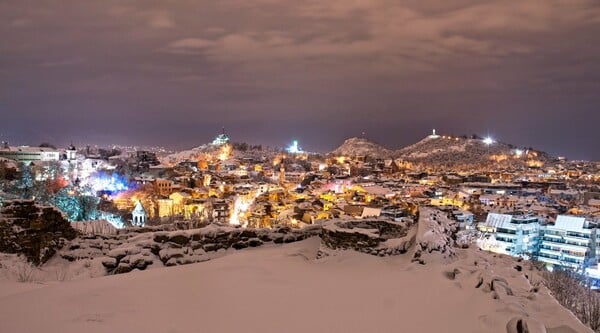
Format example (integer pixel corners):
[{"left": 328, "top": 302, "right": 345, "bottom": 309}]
[
  {"left": 395, "top": 133, "right": 556, "bottom": 170},
  {"left": 160, "top": 142, "right": 277, "bottom": 166},
  {"left": 330, "top": 137, "right": 394, "bottom": 158},
  {"left": 160, "top": 144, "right": 223, "bottom": 166}
]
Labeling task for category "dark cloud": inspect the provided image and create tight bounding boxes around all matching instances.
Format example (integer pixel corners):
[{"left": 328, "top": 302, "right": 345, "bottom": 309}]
[{"left": 1, "top": 0, "right": 599, "bottom": 159}]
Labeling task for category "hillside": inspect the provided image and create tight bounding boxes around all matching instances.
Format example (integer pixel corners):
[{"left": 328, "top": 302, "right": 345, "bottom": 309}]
[
  {"left": 160, "top": 144, "right": 219, "bottom": 166},
  {"left": 160, "top": 144, "right": 276, "bottom": 166},
  {"left": 395, "top": 135, "right": 555, "bottom": 169},
  {"left": 330, "top": 137, "right": 393, "bottom": 158},
  {"left": 0, "top": 237, "right": 589, "bottom": 333}
]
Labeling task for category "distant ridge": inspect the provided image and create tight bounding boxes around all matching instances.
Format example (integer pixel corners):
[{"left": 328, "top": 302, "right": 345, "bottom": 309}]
[
  {"left": 395, "top": 135, "right": 555, "bottom": 168},
  {"left": 330, "top": 137, "right": 393, "bottom": 158},
  {"left": 328, "top": 134, "right": 556, "bottom": 168}
]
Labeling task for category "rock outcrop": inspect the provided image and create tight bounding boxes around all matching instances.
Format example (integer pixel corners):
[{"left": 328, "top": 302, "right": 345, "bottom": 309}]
[
  {"left": 0, "top": 200, "right": 77, "bottom": 265},
  {"left": 319, "top": 218, "right": 415, "bottom": 257},
  {"left": 60, "top": 224, "right": 322, "bottom": 274},
  {"left": 412, "top": 207, "right": 458, "bottom": 264}
]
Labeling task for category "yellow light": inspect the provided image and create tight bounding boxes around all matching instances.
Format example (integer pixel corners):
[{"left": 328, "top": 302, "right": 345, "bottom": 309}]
[{"left": 218, "top": 144, "right": 232, "bottom": 161}]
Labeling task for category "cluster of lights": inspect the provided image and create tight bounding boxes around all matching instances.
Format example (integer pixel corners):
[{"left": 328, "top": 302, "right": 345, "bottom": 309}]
[
  {"left": 230, "top": 193, "right": 258, "bottom": 226},
  {"left": 85, "top": 172, "right": 130, "bottom": 195},
  {"left": 218, "top": 144, "right": 232, "bottom": 161},
  {"left": 286, "top": 140, "right": 303, "bottom": 154}
]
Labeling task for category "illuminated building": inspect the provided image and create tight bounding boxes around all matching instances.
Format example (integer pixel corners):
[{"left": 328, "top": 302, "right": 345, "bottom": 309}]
[
  {"left": 212, "top": 128, "right": 230, "bottom": 146},
  {"left": 212, "top": 200, "right": 230, "bottom": 223},
  {"left": 477, "top": 213, "right": 542, "bottom": 258},
  {"left": 132, "top": 201, "right": 147, "bottom": 226},
  {"left": 286, "top": 140, "right": 303, "bottom": 154},
  {"left": 183, "top": 201, "right": 208, "bottom": 220},
  {"left": 538, "top": 215, "right": 599, "bottom": 271},
  {"left": 154, "top": 178, "right": 173, "bottom": 196},
  {"left": 169, "top": 191, "right": 191, "bottom": 216},
  {"left": 157, "top": 199, "right": 174, "bottom": 218},
  {"left": 65, "top": 144, "right": 77, "bottom": 162},
  {"left": 0, "top": 144, "right": 60, "bottom": 164}
]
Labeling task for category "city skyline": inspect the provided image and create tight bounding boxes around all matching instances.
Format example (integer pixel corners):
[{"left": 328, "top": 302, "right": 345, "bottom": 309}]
[{"left": 1, "top": 0, "right": 600, "bottom": 159}]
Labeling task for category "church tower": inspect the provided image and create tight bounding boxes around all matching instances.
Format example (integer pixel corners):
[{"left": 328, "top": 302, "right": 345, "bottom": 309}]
[
  {"left": 66, "top": 143, "right": 77, "bottom": 162},
  {"left": 132, "top": 200, "right": 147, "bottom": 226}
]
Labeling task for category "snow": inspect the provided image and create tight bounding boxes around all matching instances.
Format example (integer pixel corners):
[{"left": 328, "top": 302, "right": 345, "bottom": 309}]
[
  {"left": 71, "top": 220, "right": 118, "bottom": 235},
  {"left": 0, "top": 238, "right": 590, "bottom": 333},
  {"left": 331, "top": 137, "right": 393, "bottom": 157}
]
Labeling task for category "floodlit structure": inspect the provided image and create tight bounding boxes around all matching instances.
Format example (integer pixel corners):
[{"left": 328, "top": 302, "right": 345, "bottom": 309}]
[
  {"left": 428, "top": 129, "right": 440, "bottom": 139},
  {"left": 477, "top": 213, "right": 542, "bottom": 258},
  {"left": 286, "top": 140, "right": 303, "bottom": 154},
  {"left": 538, "top": 215, "right": 598, "bottom": 271},
  {"left": 132, "top": 200, "right": 147, "bottom": 226},
  {"left": 211, "top": 128, "right": 230, "bottom": 146}
]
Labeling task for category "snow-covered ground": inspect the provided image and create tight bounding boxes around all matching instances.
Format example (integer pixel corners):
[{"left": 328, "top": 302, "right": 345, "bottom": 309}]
[{"left": 0, "top": 238, "right": 590, "bottom": 333}]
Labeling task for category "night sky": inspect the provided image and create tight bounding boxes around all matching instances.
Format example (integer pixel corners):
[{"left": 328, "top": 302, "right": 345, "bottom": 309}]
[{"left": 1, "top": 1, "right": 599, "bottom": 159}]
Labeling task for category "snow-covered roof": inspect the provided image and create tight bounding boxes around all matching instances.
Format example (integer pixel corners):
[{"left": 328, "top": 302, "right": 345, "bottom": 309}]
[
  {"left": 588, "top": 199, "right": 600, "bottom": 207},
  {"left": 553, "top": 215, "right": 586, "bottom": 232},
  {"left": 0, "top": 146, "right": 59, "bottom": 153},
  {"left": 484, "top": 213, "right": 513, "bottom": 229},
  {"left": 132, "top": 201, "right": 146, "bottom": 214},
  {"left": 362, "top": 185, "right": 393, "bottom": 197}
]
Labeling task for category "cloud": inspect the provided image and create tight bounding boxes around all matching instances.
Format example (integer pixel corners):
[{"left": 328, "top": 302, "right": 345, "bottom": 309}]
[
  {"left": 164, "top": 38, "right": 215, "bottom": 54},
  {"left": 143, "top": 10, "right": 175, "bottom": 29},
  {"left": 1, "top": 0, "right": 600, "bottom": 158}
]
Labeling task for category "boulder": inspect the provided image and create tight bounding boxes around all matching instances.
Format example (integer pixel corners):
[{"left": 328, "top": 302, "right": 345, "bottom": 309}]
[
  {"left": 101, "top": 257, "right": 118, "bottom": 269},
  {"left": 506, "top": 316, "right": 547, "bottom": 333},
  {"left": 114, "top": 263, "right": 133, "bottom": 274}
]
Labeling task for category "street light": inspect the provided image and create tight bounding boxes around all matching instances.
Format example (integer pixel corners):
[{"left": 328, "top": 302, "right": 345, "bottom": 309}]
[{"left": 483, "top": 137, "right": 495, "bottom": 145}]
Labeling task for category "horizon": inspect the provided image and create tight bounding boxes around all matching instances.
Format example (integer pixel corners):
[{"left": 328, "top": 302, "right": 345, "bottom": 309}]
[
  {"left": 2, "top": 1, "right": 599, "bottom": 160},
  {"left": 1, "top": 129, "right": 594, "bottom": 161}
]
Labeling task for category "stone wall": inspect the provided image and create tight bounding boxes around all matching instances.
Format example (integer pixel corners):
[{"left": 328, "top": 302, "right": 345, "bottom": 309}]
[
  {"left": 60, "top": 224, "right": 322, "bottom": 274},
  {"left": 0, "top": 200, "right": 77, "bottom": 265},
  {"left": 320, "top": 218, "right": 415, "bottom": 257}
]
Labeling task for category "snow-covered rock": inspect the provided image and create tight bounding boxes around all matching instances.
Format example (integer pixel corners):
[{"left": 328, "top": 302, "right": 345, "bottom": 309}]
[{"left": 412, "top": 207, "right": 458, "bottom": 264}]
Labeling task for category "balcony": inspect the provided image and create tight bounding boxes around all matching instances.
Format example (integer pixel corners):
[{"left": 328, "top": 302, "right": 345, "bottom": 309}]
[
  {"left": 539, "top": 248, "right": 561, "bottom": 257},
  {"left": 541, "top": 240, "right": 588, "bottom": 252}
]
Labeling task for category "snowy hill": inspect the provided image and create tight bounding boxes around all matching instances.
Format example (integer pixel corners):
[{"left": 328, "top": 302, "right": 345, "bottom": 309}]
[
  {"left": 395, "top": 135, "right": 555, "bottom": 169},
  {"left": 160, "top": 144, "right": 276, "bottom": 166},
  {"left": 0, "top": 238, "right": 589, "bottom": 333},
  {"left": 330, "top": 137, "right": 393, "bottom": 158},
  {"left": 160, "top": 144, "right": 220, "bottom": 166}
]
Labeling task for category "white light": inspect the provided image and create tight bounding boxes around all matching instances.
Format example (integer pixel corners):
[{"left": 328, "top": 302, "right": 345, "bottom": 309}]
[
  {"left": 483, "top": 137, "right": 495, "bottom": 145},
  {"left": 286, "top": 140, "right": 303, "bottom": 154},
  {"left": 514, "top": 149, "right": 523, "bottom": 157}
]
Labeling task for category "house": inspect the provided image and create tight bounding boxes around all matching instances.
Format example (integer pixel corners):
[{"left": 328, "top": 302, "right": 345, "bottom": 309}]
[{"left": 169, "top": 191, "right": 191, "bottom": 216}]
